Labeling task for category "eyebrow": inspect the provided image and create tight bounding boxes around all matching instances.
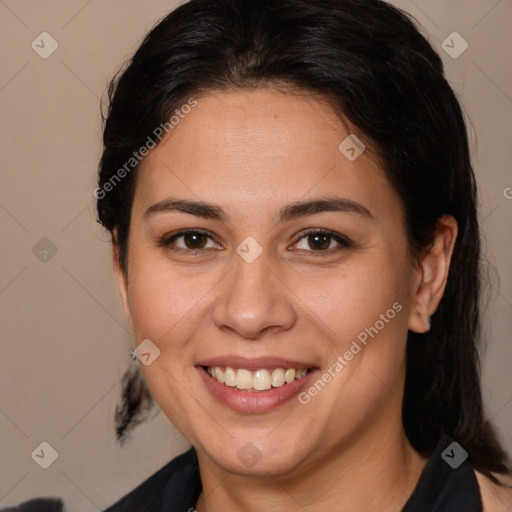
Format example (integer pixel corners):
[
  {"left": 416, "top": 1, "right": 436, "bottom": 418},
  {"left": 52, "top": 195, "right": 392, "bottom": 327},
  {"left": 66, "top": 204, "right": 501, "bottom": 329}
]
[
  {"left": 144, "top": 198, "right": 228, "bottom": 221},
  {"left": 143, "top": 196, "right": 373, "bottom": 222}
]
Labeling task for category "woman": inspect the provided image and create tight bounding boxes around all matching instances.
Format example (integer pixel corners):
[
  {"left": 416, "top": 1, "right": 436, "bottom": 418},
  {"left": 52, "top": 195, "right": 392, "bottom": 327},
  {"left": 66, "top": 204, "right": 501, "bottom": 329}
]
[{"left": 96, "top": 0, "right": 512, "bottom": 510}]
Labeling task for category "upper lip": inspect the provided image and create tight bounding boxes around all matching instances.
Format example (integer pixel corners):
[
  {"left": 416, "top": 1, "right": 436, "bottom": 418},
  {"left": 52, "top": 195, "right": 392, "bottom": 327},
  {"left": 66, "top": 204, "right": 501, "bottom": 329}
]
[{"left": 197, "top": 356, "right": 316, "bottom": 371}]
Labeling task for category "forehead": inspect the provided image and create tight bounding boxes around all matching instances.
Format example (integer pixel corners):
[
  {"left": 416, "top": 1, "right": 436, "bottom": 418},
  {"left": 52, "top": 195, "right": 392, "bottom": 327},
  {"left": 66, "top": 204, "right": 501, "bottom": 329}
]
[{"left": 133, "top": 88, "right": 396, "bottom": 218}]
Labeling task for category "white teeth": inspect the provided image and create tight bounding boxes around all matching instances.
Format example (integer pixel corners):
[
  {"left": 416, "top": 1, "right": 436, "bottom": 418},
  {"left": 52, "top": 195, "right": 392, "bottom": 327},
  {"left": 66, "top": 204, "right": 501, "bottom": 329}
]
[
  {"left": 206, "top": 366, "right": 309, "bottom": 391},
  {"left": 253, "top": 369, "right": 272, "bottom": 391},
  {"left": 271, "top": 368, "right": 285, "bottom": 387},
  {"left": 236, "top": 369, "right": 253, "bottom": 390},
  {"left": 225, "top": 367, "right": 236, "bottom": 387},
  {"left": 214, "top": 367, "right": 225, "bottom": 383},
  {"left": 284, "top": 368, "right": 296, "bottom": 383}
]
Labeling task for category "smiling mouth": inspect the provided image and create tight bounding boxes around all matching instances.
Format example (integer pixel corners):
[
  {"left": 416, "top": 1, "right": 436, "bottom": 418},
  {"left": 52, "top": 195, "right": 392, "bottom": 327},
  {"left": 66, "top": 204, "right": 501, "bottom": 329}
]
[{"left": 202, "top": 365, "right": 311, "bottom": 392}]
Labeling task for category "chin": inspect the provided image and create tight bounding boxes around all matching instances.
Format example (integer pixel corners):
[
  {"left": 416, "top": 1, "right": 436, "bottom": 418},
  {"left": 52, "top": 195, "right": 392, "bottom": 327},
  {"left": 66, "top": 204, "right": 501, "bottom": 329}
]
[{"left": 198, "top": 433, "right": 315, "bottom": 478}]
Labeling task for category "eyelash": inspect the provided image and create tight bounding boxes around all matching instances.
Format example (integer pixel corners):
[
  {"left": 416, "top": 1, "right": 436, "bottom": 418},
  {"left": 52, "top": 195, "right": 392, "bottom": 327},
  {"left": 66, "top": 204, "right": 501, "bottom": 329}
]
[{"left": 158, "top": 228, "right": 353, "bottom": 256}]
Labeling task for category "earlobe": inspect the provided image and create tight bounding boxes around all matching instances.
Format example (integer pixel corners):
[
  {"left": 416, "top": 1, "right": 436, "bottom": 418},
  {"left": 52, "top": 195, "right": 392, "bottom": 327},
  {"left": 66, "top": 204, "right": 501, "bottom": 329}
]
[{"left": 408, "top": 215, "right": 458, "bottom": 334}]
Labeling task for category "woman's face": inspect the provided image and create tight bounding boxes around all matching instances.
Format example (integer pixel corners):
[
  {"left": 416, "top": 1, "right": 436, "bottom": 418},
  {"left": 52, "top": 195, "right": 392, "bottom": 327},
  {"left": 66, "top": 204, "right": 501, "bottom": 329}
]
[{"left": 115, "top": 88, "right": 425, "bottom": 476}]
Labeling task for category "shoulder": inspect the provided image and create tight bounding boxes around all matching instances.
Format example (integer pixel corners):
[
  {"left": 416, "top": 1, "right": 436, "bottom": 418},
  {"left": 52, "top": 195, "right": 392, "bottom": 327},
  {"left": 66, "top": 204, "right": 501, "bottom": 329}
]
[
  {"left": 475, "top": 470, "right": 512, "bottom": 512},
  {"left": 102, "top": 447, "right": 201, "bottom": 512}
]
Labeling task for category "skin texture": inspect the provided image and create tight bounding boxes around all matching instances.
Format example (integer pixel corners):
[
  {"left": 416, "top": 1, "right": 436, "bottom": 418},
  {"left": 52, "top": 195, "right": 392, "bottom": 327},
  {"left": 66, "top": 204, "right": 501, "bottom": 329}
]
[
  {"left": 475, "top": 472, "right": 512, "bottom": 512},
  {"left": 113, "top": 88, "right": 462, "bottom": 511}
]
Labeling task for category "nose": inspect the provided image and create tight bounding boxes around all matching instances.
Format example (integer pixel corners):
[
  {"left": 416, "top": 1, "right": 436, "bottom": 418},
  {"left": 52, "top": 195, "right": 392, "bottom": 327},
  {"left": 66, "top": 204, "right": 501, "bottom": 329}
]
[{"left": 212, "top": 250, "right": 297, "bottom": 340}]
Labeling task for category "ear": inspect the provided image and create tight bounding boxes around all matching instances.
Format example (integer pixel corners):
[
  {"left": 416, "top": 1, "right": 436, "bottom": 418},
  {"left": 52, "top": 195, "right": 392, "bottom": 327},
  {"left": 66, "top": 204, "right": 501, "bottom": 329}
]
[
  {"left": 408, "top": 215, "right": 458, "bottom": 334},
  {"left": 112, "top": 232, "right": 133, "bottom": 330}
]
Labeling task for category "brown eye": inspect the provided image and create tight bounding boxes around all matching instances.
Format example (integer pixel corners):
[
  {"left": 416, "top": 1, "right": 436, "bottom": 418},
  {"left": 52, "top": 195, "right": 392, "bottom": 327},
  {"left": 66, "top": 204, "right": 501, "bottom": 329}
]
[
  {"left": 160, "top": 229, "right": 219, "bottom": 252},
  {"left": 306, "top": 233, "right": 332, "bottom": 251},
  {"left": 293, "top": 229, "right": 352, "bottom": 253},
  {"left": 182, "top": 232, "right": 208, "bottom": 249}
]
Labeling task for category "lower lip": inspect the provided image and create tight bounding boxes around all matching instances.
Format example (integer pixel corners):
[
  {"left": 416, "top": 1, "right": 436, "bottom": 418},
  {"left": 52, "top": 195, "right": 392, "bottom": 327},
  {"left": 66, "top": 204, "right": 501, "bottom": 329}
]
[{"left": 197, "top": 366, "right": 317, "bottom": 414}]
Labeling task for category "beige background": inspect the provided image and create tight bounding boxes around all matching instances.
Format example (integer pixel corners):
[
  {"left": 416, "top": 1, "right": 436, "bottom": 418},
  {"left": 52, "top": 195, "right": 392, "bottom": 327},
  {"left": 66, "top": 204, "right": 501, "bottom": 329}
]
[{"left": 0, "top": 0, "right": 510, "bottom": 510}]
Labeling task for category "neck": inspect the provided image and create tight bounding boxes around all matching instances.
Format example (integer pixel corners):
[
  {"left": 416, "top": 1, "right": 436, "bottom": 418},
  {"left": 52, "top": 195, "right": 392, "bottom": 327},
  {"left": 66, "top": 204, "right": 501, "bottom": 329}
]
[{"left": 195, "top": 422, "right": 427, "bottom": 512}]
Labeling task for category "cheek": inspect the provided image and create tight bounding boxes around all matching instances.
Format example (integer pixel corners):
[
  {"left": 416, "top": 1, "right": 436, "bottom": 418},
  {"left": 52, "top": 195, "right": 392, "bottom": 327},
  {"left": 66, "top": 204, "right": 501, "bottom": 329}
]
[
  {"left": 125, "top": 256, "right": 221, "bottom": 434},
  {"left": 290, "top": 252, "right": 408, "bottom": 344},
  {"left": 288, "top": 248, "right": 411, "bottom": 417},
  {"left": 126, "top": 253, "right": 218, "bottom": 344}
]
